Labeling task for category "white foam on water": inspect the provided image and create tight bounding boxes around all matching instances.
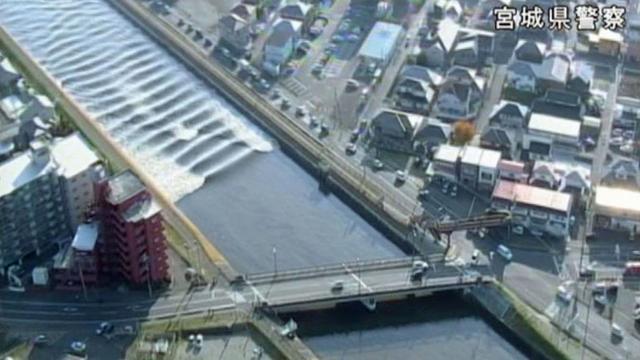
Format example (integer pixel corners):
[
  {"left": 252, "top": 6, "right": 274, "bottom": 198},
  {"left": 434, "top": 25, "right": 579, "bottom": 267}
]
[{"left": 0, "top": 0, "right": 274, "bottom": 200}]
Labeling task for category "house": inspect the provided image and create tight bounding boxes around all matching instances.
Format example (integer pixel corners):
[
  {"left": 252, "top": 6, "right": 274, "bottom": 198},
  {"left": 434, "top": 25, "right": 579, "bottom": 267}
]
[
  {"left": 231, "top": 3, "right": 256, "bottom": 22},
  {"left": 480, "top": 127, "right": 516, "bottom": 159},
  {"left": 531, "top": 90, "right": 583, "bottom": 121},
  {"left": 514, "top": 40, "right": 546, "bottom": 63},
  {"left": 432, "top": 144, "right": 462, "bottom": 181},
  {"left": 419, "top": 18, "right": 460, "bottom": 68},
  {"left": 414, "top": 118, "right": 451, "bottom": 153},
  {"left": 263, "top": 18, "right": 302, "bottom": 76},
  {"left": 54, "top": 222, "right": 100, "bottom": 290},
  {"left": 368, "top": 109, "right": 423, "bottom": 154},
  {"left": 489, "top": 100, "right": 529, "bottom": 128},
  {"left": 430, "top": 0, "right": 464, "bottom": 21},
  {"left": 358, "top": 22, "right": 403, "bottom": 67},
  {"left": 567, "top": 61, "right": 594, "bottom": 96},
  {"left": 433, "top": 66, "right": 484, "bottom": 121},
  {"left": 593, "top": 186, "right": 640, "bottom": 234},
  {"left": 280, "top": 1, "right": 313, "bottom": 27},
  {"left": 0, "top": 58, "right": 20, "bottom": 95},
  {"left": 392, "top": 65, "right": 441, "bottom": 114},
  {"left": 584, "top": 28, "right": 623, "bottom": 57},
  {"left": 506, "top": 53, "right": 570, "bottom": 93},
  {"left": 528, "top": 160, "right": 591, "bottom": 201},
  {"left": 524, "top": 112, "right": 581, "bottom": 161},
  {"left": 498, "top": 159, "right": 529, "bottom": 183},
  {"left": 601, "top": 159, "right": 640, "bottom": 189},
  {"left": 492, "top": 180, "right": 573, "bottom": 237},
  {"left": 451, "top": 38, "right": 480, "bottom": 68},
  {"left": 459, "top": 145, "right": 501, "bottom": 190},
  {"left": 220, "top": 14, "right": 252, "bottom": 51}
]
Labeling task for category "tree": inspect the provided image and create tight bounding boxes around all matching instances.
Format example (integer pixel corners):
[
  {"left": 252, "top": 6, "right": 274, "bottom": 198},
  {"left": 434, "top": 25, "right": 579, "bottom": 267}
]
[{"left": 452, "top": 120, "right": 475, "bottom": 145}]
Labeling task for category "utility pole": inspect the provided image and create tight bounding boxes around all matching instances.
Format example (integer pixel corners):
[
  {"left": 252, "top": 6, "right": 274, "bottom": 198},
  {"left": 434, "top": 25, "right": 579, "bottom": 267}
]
[
  {"left": 272, "top": 246, "right": 278, "bottom": 275},
  {"left": 77, "top": 262, "right": 88, "bottom": 301},
  {"left": 581, "top": 293, "right": 593, "bottom": 360}
]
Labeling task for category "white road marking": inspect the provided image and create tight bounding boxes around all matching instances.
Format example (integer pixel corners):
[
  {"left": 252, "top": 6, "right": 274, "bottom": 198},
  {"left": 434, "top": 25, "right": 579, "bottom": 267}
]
[{"left": 343, "top": 265, "right": 372, "bottom": 293}]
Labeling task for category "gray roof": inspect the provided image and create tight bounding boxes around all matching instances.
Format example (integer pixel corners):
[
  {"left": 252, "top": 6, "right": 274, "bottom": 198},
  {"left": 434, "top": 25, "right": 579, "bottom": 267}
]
[
  {"left": 266, "top": 19, "right": 298, "bottom": 47},
  {"left": 437, "top": 18, "right": 460, "bottom": 52},
  {"left": 220, "top": 14, "right": 248, "bottom": 33},
  {"left": 509, "top": 53, "right": 569, "bottom": 83},
  {"left": 107, "top": 170, "right": 145, "bottom": 205},
  {"left": 399, "top": 65, "right": 442, "bottom": 85},
  {"left": 359, "top": 22, "right": 403, "bottom": 61},
  {"left": 490, "top": 100, "right": 529, "bottom": 120},
  {"left": 280, "top": 2, "right": 311, "bottom": 20}
]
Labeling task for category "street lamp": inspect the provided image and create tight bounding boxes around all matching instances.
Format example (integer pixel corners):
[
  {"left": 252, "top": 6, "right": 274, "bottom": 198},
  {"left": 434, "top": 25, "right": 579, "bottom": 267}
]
[{"left": 272, "top": 246, "right": 278, "bottom": 275}]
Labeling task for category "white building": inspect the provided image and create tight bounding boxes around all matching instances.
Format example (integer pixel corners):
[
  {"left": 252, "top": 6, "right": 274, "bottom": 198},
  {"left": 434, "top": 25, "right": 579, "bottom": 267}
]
[
  {"left": 593, "top": 186, "right": 640, "bottom": 234},
  {"left": 524, "top": 112, "right": 581, "bottom": 161}
]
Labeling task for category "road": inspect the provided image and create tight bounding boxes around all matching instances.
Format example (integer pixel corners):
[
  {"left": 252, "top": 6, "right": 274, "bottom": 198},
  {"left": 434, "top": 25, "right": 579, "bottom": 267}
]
[{"left": 0, "top": 258, "right": 481, "bottom": 324}]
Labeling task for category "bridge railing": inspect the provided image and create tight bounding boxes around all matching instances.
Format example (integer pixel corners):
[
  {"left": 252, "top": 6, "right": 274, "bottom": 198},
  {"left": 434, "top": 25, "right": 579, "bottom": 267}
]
[{"left": 244, "top": 254, "right": 445, "bottom": 285}]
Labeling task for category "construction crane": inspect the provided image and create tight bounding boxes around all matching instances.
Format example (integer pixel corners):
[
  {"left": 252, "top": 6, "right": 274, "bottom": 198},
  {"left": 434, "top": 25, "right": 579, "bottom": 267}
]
[{"left": 411, "top": 209, "right": 512, "bottom": 252}]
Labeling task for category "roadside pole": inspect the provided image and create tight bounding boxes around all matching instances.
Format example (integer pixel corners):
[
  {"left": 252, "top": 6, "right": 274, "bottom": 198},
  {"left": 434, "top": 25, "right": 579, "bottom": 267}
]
[{"left": 78, "top": 262, "right": 88, "bottom": 301}]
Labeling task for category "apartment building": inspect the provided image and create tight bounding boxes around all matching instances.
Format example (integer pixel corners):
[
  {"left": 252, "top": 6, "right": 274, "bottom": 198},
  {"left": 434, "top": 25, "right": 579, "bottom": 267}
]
[
  {"left": 0, "top": 134, "right": 102, "bottom": 272},
  {"left": 95, "top": 170, "right": 169, "bottom": 285}
]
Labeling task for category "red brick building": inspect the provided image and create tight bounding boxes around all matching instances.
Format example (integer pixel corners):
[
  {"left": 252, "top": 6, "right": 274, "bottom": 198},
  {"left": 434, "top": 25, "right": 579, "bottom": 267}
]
[{"left": 95, "top": 170, "right": 169, "bottom": 285}]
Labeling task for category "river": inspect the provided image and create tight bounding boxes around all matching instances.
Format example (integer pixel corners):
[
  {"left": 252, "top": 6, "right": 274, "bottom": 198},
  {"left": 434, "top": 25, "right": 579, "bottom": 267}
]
[{"left": 0, "top": 2, "right": 530, "bottom": 358}]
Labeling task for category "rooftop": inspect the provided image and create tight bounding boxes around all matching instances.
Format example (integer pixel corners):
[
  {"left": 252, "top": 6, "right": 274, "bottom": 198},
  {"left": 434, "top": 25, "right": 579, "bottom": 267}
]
[
  {"left": 492, "top": 180, "right": 572, "bottom": 213},
  {"left": 71, "top": 222, "right": 99, "bottom": 252},
  {"left": 434, "top": 144, "right": 461, "bottom": 163},
  {"left": 528, "top": 112, "right": 581, "bottom": 138},
  {"left": 461, "top": 145, "right": 501, "bottom": 168},
  {"left": 107, "top": 170, "right": 145, "bottom": 205},
  {"left": 0, "top": 133, "right": 99, "bottom": 197},
  {"left": 51, "top": 133, "right": 100, "bottom": 178},
  {"left": 594, "top": 186, "right": 640, "bottom": 214},
  {"left": 359, "top": 21, "right": 403, "bottom": 61},
  {"left": 498, "top": 159, "right": 526, "bottom": 173}
]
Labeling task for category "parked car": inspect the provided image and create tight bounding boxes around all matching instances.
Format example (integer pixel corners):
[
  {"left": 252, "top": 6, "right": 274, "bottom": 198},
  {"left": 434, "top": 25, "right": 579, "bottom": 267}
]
[
  {"left": 280, "top": 98, "right": 291, "bottom": 110},
  {"left": 345, "top": 143, "right": 357, "bottom": 155},
  {"left": 624, "top": 261, "right": 640, "bottom": 277},
  {"left": 395, "top": 170, "right": 407, "bottom": 184},
  {"left": 471, "top": 249, "right": 480, "bottom": 263},
  {"left": 611, "top": 323, "right": 624, "bottom": 339},
  {"left": 295, "top": 106, "right": 306, "bottom": 118},
  {"left": 346, "top": 79, "right": 360, "bottom": 90},
  {"left": 70, "top": 341, "right": 87, "bottom": 354},
  {"left": 512, "top": 225, "right": 525, "bottom": 235},
  {"left": 372, "top": 159, "right": 384, "bottom": 171},
  {"left": 96, "top": 321, "right": 114, "bottom": 335},
  {"left": 34, "top": 335, "right": 48, "bottom": 346},
  {"left": 497, "top": 244, "right": 513, "bottom": 261}
]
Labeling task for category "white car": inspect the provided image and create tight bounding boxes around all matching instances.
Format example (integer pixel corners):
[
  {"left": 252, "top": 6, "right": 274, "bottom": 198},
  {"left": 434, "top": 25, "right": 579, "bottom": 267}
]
[
  {"left": 345, "top": 143, "right": 357, "bottom": 155},
  {"left": 412, "top": 260, "right": 429, "bottom": 272},
  {"left": 512, "top": 225, "right": 525, "bottom": 235},
  {"left": 611, "top": 323, "right": 624, "bottom": 338},
  {"left": 471, "top": 249, "right": 480, "bottom": 263},
  {"left": 395, "top": 170, "right": 407, "bottom": 184},
  {"left": 496, "top": 244, "right": 513, "bottom": 261},
  {"left": 556, "top": 283, "right": 574, "bottom": 303},
  {"left": 70, "top": 341, "right": 86, "bottom": 354},
  {"left": 372, "top": 159, "right": 384, "bottom": 171}
]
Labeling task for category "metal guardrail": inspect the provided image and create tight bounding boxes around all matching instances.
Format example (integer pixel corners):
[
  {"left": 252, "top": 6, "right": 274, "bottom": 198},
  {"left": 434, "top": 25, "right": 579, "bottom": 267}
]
[
  {"left": 268, "top": 275, "right": 492, "bottom": 307},
  {"left": 245, "top": 255, "right": 446, "bottom": 284}
]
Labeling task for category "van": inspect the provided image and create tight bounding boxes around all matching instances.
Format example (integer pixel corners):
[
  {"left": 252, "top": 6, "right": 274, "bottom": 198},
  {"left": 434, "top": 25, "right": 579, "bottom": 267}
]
[
  {"left": 497, "top": 245, "right": 513, "bottom": 261},
  {"left": 624, "top": 261, "right": 640, "bottom": 276}
]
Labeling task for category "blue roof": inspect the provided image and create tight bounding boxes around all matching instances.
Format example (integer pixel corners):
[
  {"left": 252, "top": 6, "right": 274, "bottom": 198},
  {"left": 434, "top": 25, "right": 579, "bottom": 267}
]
[{"left": 358, "top": 22, "right": 403, "bottom": 61}]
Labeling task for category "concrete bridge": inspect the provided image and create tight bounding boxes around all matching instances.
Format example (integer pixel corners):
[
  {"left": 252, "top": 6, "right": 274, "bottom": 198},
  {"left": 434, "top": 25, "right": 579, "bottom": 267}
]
[{"left": 237, "top": 256, "right": 492, "bottom": 313}]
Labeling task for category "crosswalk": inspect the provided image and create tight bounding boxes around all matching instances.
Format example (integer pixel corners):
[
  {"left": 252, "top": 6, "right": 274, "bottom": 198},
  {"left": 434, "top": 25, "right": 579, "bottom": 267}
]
[
  {"left": 324, "top": 59, "right": 347, "bottom": 78},
  {"left": 281, "top": 77, "right": 309, "bottom": 97}
]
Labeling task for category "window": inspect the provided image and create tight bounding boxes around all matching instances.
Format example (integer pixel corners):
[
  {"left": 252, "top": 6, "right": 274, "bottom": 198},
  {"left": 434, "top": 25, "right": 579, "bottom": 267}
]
[{"left": 480, "top": 172, "right": 493, "bottom": 181}]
